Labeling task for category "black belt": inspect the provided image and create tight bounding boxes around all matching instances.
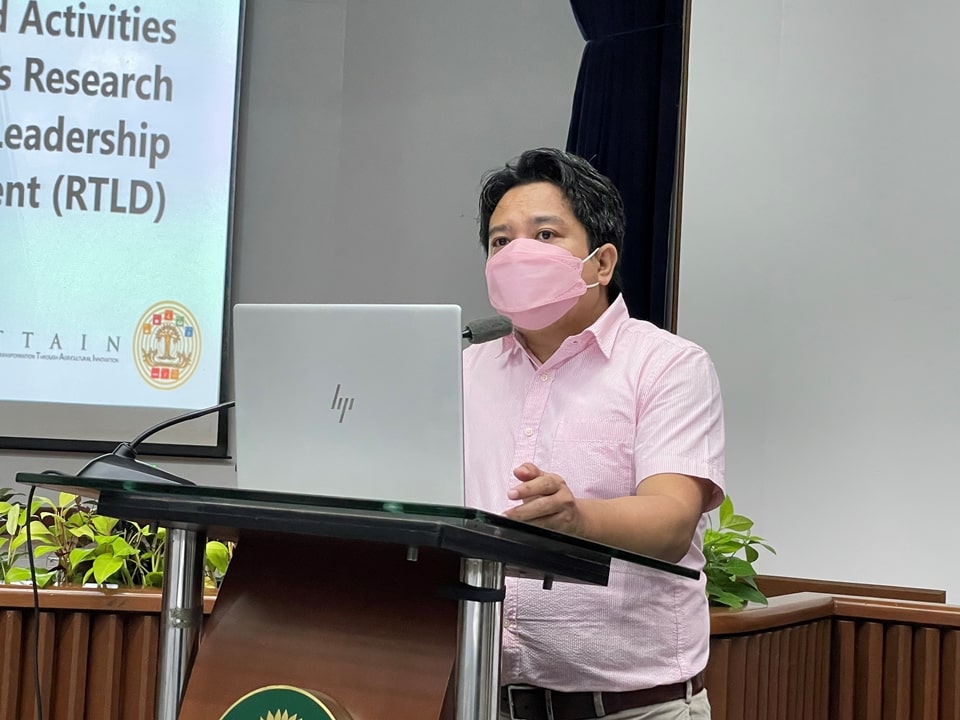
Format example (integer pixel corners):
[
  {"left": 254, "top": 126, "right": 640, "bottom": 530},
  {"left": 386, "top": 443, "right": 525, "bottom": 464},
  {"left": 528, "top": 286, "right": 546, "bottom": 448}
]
[{"left": 500, "top": 673, "right": 705, "bottom": 720}]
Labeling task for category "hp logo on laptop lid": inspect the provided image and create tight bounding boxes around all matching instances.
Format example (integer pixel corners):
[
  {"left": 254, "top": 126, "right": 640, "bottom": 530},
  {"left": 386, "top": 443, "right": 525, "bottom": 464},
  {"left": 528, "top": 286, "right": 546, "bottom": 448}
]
[{"left": 330, "top": 384, "right": 355, "bottom": 423}]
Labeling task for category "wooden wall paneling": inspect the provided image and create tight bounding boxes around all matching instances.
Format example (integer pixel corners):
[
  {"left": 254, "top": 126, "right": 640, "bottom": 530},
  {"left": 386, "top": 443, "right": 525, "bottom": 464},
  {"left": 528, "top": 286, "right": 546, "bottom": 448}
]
[
  {"left": 881, "top": 624, "right": 912, "bottom": 720},
  {"left": 51, "top": 611, "right": 90, "bottom": 720},
  {"left": 757, "top": 632, "right": 772, "bottom": 718},
  {"left": 706, "top": 637, "right": 730, "bottom": 720},
  {"left": 120, "top": 614, "right": 160, "bottom": 720},
  {"left": 727, "top": 636, "right": 748, "bottom": 720},
  {"left": 831, "top": 620, "right": 856, "bottom": 720},
  {"left": 854, "top": 622, "right": 884, "bottom": 720},
  {"left": 787, "top": 626, "right": 800, "bottom": 720},
  {"left": 743, "top": 633, "right": 761, "bottom": 720},
  {"left": 83, "top": 614, "right": 124, "bottom": 720},
  {"left": 910, "top": 626, "right": 939, "bottom": 720},
  {"left": 0, "top": 610, "right": 24, "bottom": 720},
  {"left": 18, "top": 611, "right": 55, "bottom": 720},
  {"left": 767, "top": 631, "right": 790, "bottom": 720},
  {"left": 942, "top": 631, "right": 960, "bottom": 720}
]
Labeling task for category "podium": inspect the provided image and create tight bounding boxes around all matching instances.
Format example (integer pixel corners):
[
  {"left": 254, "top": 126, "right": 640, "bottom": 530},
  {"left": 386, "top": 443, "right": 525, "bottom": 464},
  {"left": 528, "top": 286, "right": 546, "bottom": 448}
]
[{"left": 17, "top": 473, "right": 698, "bottom": 720}]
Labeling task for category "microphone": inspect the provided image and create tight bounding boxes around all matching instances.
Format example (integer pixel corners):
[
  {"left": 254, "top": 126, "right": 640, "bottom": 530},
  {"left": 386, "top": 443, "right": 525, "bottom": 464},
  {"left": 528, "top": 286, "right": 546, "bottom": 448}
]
[
  {"left": 462, "top": 315, "right": 513, "bottom": 344},
  {"left": 76, "top": 401, "right": 235, "bottom": 485}
]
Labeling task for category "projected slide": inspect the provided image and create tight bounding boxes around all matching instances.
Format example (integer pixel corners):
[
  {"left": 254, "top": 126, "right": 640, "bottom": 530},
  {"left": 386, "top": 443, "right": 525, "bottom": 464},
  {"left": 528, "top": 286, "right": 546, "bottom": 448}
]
[{"left": 0, "top": 0, "right": 242, "bottom": 452}]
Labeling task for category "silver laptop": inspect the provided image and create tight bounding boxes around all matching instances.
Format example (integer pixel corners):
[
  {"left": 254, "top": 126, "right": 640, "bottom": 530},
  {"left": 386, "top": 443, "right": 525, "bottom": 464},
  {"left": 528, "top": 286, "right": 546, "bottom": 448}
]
[{"left": 233, "top": 304, "right": 465, "bottom": 505}]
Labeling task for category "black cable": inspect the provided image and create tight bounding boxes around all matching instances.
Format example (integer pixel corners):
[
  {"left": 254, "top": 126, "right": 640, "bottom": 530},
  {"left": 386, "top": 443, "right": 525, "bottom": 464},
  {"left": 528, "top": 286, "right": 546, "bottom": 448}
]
[
  {"left": 72, "top": 401, "right": 235, "bottom": 477},
  {"left": 128, "top": 400, "right": 235, "bottom": 449},
  {"left": 25, "top": 484, "right": 44, "bottom": 720}
]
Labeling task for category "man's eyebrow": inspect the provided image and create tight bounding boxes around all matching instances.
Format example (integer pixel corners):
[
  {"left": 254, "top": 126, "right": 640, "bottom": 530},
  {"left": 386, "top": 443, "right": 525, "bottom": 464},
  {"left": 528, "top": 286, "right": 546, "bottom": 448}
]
[
  {"left": 487, "top": 223, "right": 511, "bottom": 238},
  {"left": 531, "top": 215, "right": 566, "bottom": 226},
  {"left": 488, "top": 216, "right": 567, "bottom": 238}
]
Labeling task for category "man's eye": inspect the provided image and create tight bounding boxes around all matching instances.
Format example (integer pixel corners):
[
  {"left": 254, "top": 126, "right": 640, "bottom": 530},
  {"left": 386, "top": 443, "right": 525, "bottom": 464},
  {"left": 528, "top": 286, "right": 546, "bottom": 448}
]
[
  {"left": 492, "top": 237, "right": 510, "bottom": 247},
  {"left": 536, "top": 230, "right": 555, "bottom": 241}
]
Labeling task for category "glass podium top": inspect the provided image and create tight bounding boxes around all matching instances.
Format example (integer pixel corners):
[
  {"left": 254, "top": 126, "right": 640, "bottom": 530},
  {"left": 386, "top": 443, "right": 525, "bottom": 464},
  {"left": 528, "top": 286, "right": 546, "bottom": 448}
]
[{"left": 16, "top": 473, "right": 699, "bottom": 586}]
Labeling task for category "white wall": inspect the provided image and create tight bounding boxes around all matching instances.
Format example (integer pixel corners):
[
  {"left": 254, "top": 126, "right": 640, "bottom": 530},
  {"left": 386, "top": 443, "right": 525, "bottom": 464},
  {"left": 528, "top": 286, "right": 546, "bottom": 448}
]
[
  {"left": 680, "top": 0, "right": 960, "bottom": 599},
  {"left": 0, "top": 1, "right": 583, "bottom": 487}
]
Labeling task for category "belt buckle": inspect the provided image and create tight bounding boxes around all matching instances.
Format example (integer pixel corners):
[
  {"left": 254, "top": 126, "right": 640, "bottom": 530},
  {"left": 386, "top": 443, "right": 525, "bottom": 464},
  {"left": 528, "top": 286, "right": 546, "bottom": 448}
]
[
  {"left": 506, "top": 685, "right": 555, "bottom": 720},
  {"left": 506, "top": 685, "right": 520, "bottom": 719}
]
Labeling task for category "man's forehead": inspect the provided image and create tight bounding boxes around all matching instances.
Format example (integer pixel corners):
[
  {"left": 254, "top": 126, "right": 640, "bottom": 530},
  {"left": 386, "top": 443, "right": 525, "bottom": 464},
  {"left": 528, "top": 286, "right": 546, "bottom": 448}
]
[
  {"left": 491, "top": 185, "right": 573, "bottom": 220},
  {"left": 497, "top": 181, "right": 567, "bottom": 206}
]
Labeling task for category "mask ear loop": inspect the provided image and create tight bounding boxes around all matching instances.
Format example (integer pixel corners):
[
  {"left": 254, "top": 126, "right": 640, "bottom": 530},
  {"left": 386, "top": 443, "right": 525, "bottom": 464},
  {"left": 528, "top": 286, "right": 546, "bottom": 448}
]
[{"left": 583, "top": 246, "right": 602, "bottom": 289}]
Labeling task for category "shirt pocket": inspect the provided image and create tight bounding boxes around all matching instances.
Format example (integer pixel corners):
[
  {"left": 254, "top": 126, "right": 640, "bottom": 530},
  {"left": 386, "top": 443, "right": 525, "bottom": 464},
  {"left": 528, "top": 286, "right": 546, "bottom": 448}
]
[{"left": 550, "top": 421, "right": 636, "bottom": 499}]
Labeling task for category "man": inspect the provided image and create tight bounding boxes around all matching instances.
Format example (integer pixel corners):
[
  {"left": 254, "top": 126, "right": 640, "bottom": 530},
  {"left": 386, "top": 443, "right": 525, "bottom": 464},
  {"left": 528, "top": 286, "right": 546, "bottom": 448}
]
[{"left": 462, "top": 148, "right": 724, "bottom": 720}]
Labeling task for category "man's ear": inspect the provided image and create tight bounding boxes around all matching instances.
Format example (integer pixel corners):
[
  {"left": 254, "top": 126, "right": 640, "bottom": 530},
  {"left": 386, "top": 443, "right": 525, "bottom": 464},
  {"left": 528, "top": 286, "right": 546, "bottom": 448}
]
[{"left": 596, "top": 243, "right": 618, "bottom": 287}]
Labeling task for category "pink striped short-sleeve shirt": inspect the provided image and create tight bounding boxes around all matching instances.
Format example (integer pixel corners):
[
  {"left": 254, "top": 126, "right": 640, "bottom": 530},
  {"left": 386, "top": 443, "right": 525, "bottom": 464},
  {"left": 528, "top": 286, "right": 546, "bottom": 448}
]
[{"left": 462, "top": 295, "right": 725, "bottom": 692}]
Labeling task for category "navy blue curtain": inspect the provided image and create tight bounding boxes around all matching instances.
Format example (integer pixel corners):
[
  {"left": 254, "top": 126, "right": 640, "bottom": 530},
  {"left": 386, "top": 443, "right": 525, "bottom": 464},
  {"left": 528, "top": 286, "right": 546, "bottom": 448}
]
[{"left": 566, "top": 0, "right": 684, "bottom": 328}]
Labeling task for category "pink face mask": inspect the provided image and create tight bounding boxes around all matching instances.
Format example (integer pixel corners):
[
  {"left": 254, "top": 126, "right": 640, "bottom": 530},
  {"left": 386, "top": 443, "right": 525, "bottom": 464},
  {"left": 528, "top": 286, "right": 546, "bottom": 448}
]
[{"left": 485, "top": 237, "right": 600, "bottom": 331}]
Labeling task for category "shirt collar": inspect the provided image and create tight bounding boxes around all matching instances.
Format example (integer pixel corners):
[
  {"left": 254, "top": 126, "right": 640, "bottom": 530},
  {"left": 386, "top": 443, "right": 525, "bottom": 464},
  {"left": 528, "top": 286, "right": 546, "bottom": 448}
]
[{"left": 496, "top": 294, "right": 629, "bottom": 360}]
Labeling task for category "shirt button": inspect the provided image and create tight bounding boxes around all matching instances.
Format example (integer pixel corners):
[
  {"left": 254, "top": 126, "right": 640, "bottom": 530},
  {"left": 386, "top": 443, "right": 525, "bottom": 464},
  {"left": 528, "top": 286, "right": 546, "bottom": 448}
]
[
  {"left": 524, "top": 428, "right": 533, "bottom": 437},
  {"left": 503, "top": 618, "right": 513, "bottom": 629},
  {"left": 539, "top": 373, "right": 549, "bottom": 382}
]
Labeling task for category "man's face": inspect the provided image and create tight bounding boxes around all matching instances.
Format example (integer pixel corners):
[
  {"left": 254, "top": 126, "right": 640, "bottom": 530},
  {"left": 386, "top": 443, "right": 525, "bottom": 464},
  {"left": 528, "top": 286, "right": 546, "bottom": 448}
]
[{"left": 486, "top": 182, "right": 592, "bottom": 260}]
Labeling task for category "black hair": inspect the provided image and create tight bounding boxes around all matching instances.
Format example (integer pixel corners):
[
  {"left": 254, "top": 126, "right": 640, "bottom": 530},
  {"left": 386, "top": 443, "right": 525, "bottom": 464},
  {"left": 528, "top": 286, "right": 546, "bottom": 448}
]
[{"left": 478, "top": 148, "right": 624, "bottom": 300}]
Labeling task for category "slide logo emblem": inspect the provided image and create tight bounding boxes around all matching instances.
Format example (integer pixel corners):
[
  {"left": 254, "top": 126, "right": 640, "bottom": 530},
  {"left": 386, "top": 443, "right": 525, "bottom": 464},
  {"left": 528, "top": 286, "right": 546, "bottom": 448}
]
[{"left": 134, "top": 301, "right": 201, "bottom": 390}]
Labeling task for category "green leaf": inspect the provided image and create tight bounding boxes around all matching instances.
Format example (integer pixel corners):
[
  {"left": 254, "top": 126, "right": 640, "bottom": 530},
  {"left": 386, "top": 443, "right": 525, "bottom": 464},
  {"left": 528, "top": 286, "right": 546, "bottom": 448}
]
[
  {"left": 708, "top": 539, "right": 748, "bottom": 555},
  {"left": 725, "top": 557, "right": 757, "bottom": 579},
  {"left": 91, "top": 516, "right": 118, "bottom": 536},
  {"left": 92, "top": 554, "right": 124, "bottom": 585},
  {"left": 28, "top": 521, "right": 52, "bottom": 539},
  {"left": 718, "top": 496, "right": 733, "bottom": 526},
  {"left": 68, "top": 526, "right": 95, "bottom": 540},
  {"left": 110, "top": 537, "right": 137, "bottom": 557},
  {"left": 58, "top": 493, "right": 79, "bottom": 508},
  {"left": 69, "top": 547, "right": 97, "bottom": 567},
  {"left": 735, "top": 583, "right": 769, "bottom": 605},
  {"left": 723, "top": 514, "right": 754, "bottom": 532},
  {"left": 93, "top": 535, "right": 117, "bottom": 552},
  {"left": 745, "top": 545, "right": 759, "bottom": 563},
  {"left": 143, "top": 571, "right": 164, "bottom": 588},
  {"left": 4, "top": 567, "right": 34, "bottom": 583},
  {"left": 709, "top": 589, "right": 747, "bottom": 609},
  {"left": 6, "top": 504, "right": 20, "bottom": 535},
  {"left": 34, "top": 570, "right": 57, "bottom": 588},
  {"left": 30, "top": 497, "right": 53, "bottom": 514},
  {"left": 32, "top": 545, "right": 60, "bottom": 557},
  {"left": 9, "top": 529, "right": 28, "bottom": 553},
  {"left": 205, "top": 541, "right": 230, "bottom": 574}
]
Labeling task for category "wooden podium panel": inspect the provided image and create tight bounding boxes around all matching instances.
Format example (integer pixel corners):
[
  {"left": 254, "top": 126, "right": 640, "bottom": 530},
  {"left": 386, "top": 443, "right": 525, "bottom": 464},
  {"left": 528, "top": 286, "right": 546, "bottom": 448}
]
[{"left": 178, "top": 532, "right": 461, "bottom": 720}]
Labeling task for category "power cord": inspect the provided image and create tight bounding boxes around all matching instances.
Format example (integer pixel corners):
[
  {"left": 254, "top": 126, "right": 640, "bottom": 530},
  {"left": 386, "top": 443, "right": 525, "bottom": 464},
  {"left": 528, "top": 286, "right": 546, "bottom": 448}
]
[
  {"left": 25, "top": 483, "right": 43, "bottom": 720},
  {"left": 25, "top": 469, "right": 67, "bottom": 720}
]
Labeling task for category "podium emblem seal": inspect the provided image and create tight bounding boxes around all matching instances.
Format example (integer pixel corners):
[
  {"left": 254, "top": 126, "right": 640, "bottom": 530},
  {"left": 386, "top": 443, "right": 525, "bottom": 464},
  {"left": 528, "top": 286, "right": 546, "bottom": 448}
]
[{"left": 220, "top": 685, "right": 347, "bottom": 720}]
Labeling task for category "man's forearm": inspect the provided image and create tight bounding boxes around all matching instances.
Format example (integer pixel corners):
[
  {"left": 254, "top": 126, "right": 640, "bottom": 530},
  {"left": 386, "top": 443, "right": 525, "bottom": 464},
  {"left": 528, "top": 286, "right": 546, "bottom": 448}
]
[{"left": 578, "top": 493, "right": 701, "bottom": 562}]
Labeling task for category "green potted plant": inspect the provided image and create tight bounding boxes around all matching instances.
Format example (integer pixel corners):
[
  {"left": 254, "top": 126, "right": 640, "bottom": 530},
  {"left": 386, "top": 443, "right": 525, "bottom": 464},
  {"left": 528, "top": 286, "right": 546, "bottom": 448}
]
[
  {"left": 0, "top": 489, "right": 231, "bottom": 588},
  {"left": 703, "top": 496, "right": 775, "bottom": 609}
]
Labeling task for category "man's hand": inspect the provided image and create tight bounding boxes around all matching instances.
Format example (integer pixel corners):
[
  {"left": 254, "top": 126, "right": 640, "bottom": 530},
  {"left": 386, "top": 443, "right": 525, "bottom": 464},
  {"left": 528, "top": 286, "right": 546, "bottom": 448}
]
[
  {"left": 503, "top": 462, "right": 585, "bottom": 536},
  {"left": 502, "top": 463, "right": 714, "bottom": 562}
]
